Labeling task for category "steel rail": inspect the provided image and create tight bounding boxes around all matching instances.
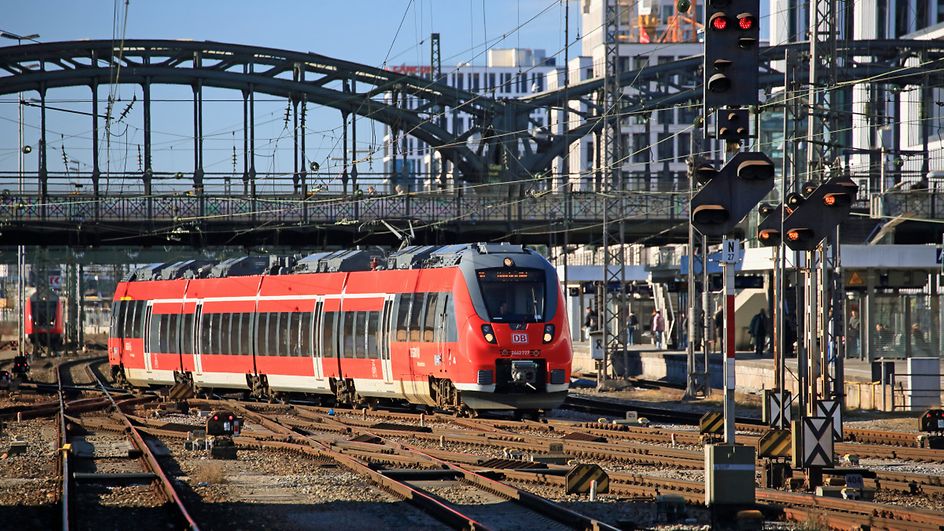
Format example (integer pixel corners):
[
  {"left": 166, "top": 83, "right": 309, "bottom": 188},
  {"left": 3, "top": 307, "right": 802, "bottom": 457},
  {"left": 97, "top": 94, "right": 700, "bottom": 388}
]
[
  {"left": 57, "top": 364, "right": 70, "bottom": 531},
  {"left": 272, "top": 405, "right": 621, "bottom": 531},
  {"left": 85, "top": 367, "right": 201, "bottom": 531},
  {"left": 228, "top": 403, "right": 490, "bottom": 531}
]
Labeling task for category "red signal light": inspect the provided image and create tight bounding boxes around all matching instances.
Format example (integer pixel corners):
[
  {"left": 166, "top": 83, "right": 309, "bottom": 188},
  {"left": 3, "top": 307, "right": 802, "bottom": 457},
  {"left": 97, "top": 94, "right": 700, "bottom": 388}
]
[
  {"left": 824, "top": 195, "right": 836, "bottom": 206},
  {"left": 711, "top": 15, "right": 729, "bottom": 31},
  {"left": 738, "top": 15, "right": 754, "bottom": 30},
  {"left": 213, "top": 415, "right": 218, "bottom": 421},
  {"left": 787, "top": 230, "right": 801, "bottom": 241}
]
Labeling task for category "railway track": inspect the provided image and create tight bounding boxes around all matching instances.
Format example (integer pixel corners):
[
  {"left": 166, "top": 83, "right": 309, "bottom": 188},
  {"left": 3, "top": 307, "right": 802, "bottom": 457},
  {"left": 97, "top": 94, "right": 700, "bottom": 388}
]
[
  {"left": 227, "top": 402, "right": 619, "bottom": 530},
  {"left": 56, "top": 365, "right": 199, "bottom": 530}
]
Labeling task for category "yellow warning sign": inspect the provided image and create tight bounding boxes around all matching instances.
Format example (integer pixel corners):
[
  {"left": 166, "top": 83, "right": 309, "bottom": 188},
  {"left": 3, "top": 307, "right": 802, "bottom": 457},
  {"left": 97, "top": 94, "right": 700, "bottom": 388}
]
[{"left": 847, "top": 271, "right": 864, "bottom": 286}]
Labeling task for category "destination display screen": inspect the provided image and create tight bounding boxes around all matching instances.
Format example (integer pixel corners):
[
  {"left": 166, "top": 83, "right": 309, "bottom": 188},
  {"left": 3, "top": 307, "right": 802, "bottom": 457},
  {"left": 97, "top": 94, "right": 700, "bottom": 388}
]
[{"left": 477, "top": 269, "right": 541, "bottom": 282}]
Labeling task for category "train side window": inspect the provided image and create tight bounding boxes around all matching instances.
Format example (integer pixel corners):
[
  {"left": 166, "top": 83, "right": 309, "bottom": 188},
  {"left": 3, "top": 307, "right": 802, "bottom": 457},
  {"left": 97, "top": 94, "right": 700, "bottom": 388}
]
[
  {"left": 423, "top": 293, "right": 439, "bottom": 342},
  {"left": 181, "top": 313, "right": 193, "bottom": 355},
  {"left": 323, "top": 312, "right": 336, "bottom": 358},
  {"left": 124, "top": 301, "right": 137, "bottom": 338},
  {"left": 267, "top": 312, "right": 279, "bottom": 356},
  {"left": 395, "top": 294, "right": 411, "bottom": 342},
  {"left": 111, "top": 301, "right": 124, "bottom": 337},
  {"left": 354, "top": 311, "right": 367, "bottom": 358},
  {"left": 367, "top": 311, "right": 380, "bottom": 359},
  {"left": 239, "top": 313, "right": 259, "bottom": 355},
  {"left": 341, "top": 311, "right": 355, "bottom": 358},
  {"left": 443, "top": 294, "right": 458, "bottom": 343},
  {"left": 134, "top": 301, "right": 147, "bottom": 337},
  {"left": 229, "top": 314, "right": 239, "bottom": 355},
  {"left": 200, "top": 313, "right": 212, "bottom": 354},
  {"left": 409, "top": 293, "right": 426, "bottom": 342},
  {"left": 301, "top": 311, "right": 313, "bottom": 357},
  {"left": 255, "top": 313, "right": 267, "bottom": 356},
  {"left": 220, "top": 313, "right": 238, "bottom": 354},
  {"left": 286, "top": 313, "right": 296, "bottom": 357},
  {"left": 215, "top": 314, "right": 225, "bottom": 355},
  {"left": 148, "top": 313, "right": 161, "bottom": 353},
  {"left": 166, "top": 314, "right": 179, "bottom": 354},
  {"left": 208, "top": 313, "right": 219, "bottom": 354},
  {"left": 161, "top": 313, "right": 171, "bottom": 352}
]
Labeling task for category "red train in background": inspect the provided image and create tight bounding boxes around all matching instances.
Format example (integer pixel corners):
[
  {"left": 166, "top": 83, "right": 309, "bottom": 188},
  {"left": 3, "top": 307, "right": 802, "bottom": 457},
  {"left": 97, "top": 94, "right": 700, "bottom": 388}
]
[
  {"left": 108, "top": 243, "right": 572, "bottom": 414},
  {"left": 25, "top": 291, "right": 65, "bottom": 353}
]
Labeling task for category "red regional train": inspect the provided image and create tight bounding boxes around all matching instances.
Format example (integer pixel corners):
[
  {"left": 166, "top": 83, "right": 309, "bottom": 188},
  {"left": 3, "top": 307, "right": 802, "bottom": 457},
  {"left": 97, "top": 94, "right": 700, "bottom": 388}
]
[
  {"left": 26, "top": 292, "right": 65, "bottom": 352},
  {"left": 108, "top": 244, "right": 572, "bottom": 414}
]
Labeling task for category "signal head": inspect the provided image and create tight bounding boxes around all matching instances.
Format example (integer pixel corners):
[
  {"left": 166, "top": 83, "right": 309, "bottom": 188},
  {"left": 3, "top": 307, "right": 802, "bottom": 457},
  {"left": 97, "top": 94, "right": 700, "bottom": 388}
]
[
  {"left": 801, "top": 181, "right": 818, "bottom": 197},
  {"left": 758, "top": 228, "right": 781, "bottom": 245},
  {"left": 757, "top": 202, "right": 775, "bottom": 217},
  {"left": 823, "top": 192, "right": 851, "bottom": 207},
  {"left": 786, "top": 192, "right": 805, "bottom": 209},
  {"left": 710, "top": 13, "right": 729, "bottom": 31},
  {"left": 737, "top": 13, "right": 755, "bottom": 30}
]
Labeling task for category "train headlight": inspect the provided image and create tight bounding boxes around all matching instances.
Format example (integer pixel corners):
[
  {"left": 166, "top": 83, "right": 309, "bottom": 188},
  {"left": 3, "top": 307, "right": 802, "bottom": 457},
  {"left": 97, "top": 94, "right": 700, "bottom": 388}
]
[
  {"left": 542, "top": 324, "right": 555, "bottom": 344},
  {"left": 481, "top": 324, "right": 497, "bottom": 344}
]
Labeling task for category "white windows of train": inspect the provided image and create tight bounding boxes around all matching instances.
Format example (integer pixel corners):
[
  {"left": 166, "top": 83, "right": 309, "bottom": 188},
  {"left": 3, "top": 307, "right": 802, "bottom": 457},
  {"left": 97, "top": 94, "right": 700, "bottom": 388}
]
[
  {"left": 181, "top": 313, "right": 194, "bottom": 355},
  {"left": 395, "top": 293, "right": 412, "bottom": 341},
  {"left": 353, "top": 311, "right": 367, "bottom": 359},
  {"left": 423, "top": 293, "right": 439, "bottom": 342},
  {"left": 409, "top": 293, "right": 426, "bottom": 342},
  {"left": 286, "top": 312, "right": 303, "bottom": 357},
  {"left": 148, "top": 313, "right": 162, "bottom": 353},
  {"left": 166, "top": 314, "right": 180, "bottom": 355},
  {"left": 240, "top": 313, "right": 254, "bottom": 355},
  {"left": 300, "top": 311, "right": 314, "bottom": 357},
  {"left": 199, "top": 313, "right": 212, "bottom": 354},
  {"left": 254, "top": 313, "right": 267, "bottom": 356},
  {"left": 110, "top": 300, "right": 125, "bottom": 338},
  {"left": 341, "top": 311, "right": 355, "bottom": 358},
  {"left": 134, "top": 301, "right": 147, "bottom": 336},
  {"left": 323, "top": 312, "right": 337, "bottom": 358},
  {"left": 367, "top": 311, "right": 381, "bottom": 359},
  {"left": 443, "top": 294, "right": 458, "bottom": 342},
  {"left": 269, "top": 312, "right": 282, "bottom": 357}
]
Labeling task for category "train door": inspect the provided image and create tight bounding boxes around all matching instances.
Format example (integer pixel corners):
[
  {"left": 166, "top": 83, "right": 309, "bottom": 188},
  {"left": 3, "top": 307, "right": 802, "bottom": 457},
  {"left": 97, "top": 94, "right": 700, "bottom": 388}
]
[
  {"left": 381, "top": 295, "right": 394, "bottom": 383},
  {"left": 312, "top": 298, "right": 324, "bottom": 380},
  {"left": 143, "top": 301, "right": 154, "bottom": 377},
  {"left": 193, "top": 302, "right": 204, "bottom": 377}
]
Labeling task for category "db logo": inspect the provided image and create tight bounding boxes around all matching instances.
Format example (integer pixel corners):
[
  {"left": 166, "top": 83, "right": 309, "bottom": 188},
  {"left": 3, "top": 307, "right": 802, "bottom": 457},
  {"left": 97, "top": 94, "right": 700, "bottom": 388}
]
[{"left": 511, "top": 333, "right": 528, "bottom": 344}]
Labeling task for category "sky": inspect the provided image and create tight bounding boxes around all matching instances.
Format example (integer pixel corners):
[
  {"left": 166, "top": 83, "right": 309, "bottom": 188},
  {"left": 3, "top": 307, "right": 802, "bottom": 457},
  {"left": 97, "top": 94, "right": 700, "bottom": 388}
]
[{"left": 1, "top": 0, "right": 579, "bottom": 192}]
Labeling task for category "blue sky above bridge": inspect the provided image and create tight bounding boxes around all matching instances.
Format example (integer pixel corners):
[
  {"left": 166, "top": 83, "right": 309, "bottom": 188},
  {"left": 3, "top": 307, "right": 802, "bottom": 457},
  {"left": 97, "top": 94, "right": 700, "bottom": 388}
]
[{"left": 1, "top": 0, "right": 576, "bottom": 192}]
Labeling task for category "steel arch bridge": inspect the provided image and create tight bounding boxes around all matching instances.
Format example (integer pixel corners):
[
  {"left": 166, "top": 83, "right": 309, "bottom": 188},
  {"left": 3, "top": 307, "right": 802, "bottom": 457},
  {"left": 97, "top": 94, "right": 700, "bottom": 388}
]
[{"left": 0, "top": 38, "right": 942, "bottom": 246}]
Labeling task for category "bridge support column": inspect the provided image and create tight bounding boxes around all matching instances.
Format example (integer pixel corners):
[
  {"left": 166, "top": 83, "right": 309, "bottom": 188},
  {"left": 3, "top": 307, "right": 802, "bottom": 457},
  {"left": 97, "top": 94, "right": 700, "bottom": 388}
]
[
  {"left": 39, "top": 83, "right": 48, "bottom": 219},
  {"left": 192, "top": 74, "right": 205, "bottom": 222},
  {"left": 192, "top": 76, "right": 204, "bottom": 195},
  {"left": 143, "top": 78, "right": 153, "bottom": 229},
  {"left": 90, "top": 80, "right": 100, "bottom": 222}
]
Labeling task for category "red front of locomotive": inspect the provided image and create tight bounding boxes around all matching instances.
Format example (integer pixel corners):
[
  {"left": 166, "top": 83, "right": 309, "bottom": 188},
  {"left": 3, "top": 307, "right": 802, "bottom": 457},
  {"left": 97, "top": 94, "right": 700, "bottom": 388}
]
[
  {"left": 449, "top": 251, "right": 572, "bottom": 411},
  {"left": 25, "top": 293, "right": 65, "bottom": 349}
]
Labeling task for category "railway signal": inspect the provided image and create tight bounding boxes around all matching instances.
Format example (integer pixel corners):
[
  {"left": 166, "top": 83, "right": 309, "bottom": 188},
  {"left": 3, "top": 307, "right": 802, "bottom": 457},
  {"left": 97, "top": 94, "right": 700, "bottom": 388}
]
[
  {"left": 782, "top": 176, "right": 859, "bottom": 251},
  {"left": 704, "top": 0, "right": 761, "bottom": 109},
  {"left": 756, "top": 202, "right": 784, "bottom": 246},
  {"left": 690, "top": 151, "right": 776, "bottom": 237}
]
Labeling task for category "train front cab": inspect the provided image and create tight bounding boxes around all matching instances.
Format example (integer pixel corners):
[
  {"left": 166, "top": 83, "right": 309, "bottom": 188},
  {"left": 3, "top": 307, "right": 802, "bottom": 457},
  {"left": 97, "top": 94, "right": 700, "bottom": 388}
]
[
  {"left": 26, "top": 294, "right": 64, "bottom": 350},
  {"left": 454, "top": 255, "right": 572, "bottom": 412}
]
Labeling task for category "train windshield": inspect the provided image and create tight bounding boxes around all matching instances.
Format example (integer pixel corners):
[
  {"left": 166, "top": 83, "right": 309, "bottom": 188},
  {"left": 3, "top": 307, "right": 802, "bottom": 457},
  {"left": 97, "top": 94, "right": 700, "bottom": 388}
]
[
  {"left": 32, "top": 300, "right": 58, "bottom": 326},
  {"left": 476, "top": 268, "right": 545, "bottom": 323}
]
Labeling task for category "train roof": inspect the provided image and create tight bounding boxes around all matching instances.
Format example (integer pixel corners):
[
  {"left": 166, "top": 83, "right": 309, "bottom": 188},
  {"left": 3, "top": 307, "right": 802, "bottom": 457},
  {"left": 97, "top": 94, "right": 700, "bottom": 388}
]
[{"left": 122, "top": 243, "right": 536, "bottom": 282}]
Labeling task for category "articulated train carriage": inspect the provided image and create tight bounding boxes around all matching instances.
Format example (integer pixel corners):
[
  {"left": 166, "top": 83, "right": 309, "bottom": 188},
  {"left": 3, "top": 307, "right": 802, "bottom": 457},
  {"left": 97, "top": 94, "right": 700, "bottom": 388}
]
[{"left": 108, "top": 244, "right": 572, "bottom": 414}]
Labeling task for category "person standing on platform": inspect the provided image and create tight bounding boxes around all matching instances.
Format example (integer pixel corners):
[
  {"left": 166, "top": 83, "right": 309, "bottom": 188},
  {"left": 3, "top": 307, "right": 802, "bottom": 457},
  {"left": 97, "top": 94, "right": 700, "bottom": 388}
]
[
  {"left": 583, "top": 305, "right": 598, "bottom": 341},
  {"left": 749, "top": 308, "right": 768, "bottom": 357},
  {"left": 847, "top": 309, "right": 861, "bottom": 358},
  {"left": 627, "top": 308, "right": 639, "bottom": 345},
  {"left": 651, "top": 310, "right": 665, "bottom": 350}
]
